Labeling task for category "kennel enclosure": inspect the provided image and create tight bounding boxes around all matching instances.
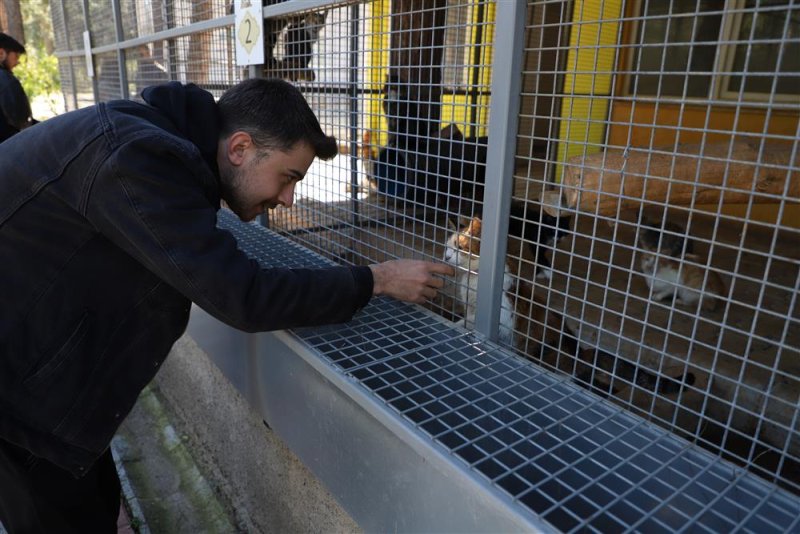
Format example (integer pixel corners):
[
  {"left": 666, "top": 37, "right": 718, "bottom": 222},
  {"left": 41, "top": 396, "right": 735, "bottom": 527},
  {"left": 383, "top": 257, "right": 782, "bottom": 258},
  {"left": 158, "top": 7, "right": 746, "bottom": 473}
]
[{"left": 51, "top": 0, "right": 799, "bottom": 531}]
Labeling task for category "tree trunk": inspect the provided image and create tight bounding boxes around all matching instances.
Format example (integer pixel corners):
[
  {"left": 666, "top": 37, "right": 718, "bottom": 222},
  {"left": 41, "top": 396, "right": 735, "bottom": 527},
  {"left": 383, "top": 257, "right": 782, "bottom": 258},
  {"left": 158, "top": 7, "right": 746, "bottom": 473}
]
[{"left": 1, "top": 0, "right": 25, "bottom": 43}]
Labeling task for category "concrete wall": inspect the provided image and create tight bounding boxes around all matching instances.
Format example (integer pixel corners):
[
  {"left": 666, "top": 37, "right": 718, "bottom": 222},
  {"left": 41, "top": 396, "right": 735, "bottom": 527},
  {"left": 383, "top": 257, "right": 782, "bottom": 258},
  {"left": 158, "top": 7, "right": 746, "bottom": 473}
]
[{"left": 151, "top": 335, "right": 360, "bottom": 533}]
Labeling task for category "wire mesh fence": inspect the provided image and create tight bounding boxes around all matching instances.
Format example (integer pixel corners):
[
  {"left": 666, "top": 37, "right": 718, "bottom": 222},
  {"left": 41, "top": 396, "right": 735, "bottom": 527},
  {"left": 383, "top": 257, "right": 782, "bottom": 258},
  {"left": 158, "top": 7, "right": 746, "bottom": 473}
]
[{"left": 51, "top": 0, "right": 799, "bottom": 527}]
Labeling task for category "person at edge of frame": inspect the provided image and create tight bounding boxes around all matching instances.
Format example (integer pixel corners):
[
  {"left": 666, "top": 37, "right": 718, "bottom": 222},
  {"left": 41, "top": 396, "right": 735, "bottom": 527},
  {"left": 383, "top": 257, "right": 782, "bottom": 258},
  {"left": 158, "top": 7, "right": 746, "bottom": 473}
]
[
  {"left": 0, "top": 32, "right": 36, "bottom": 143},
  {"left": 0, "top": 78, "right": 454, "bottom": 533}
]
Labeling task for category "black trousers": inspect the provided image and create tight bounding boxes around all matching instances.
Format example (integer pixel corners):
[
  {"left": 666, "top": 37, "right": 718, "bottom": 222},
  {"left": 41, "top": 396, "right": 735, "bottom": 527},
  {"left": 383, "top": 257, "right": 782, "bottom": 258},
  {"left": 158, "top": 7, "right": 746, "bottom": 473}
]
[{"left": 0, "top": 439, "right": 120, "bottom": 534}]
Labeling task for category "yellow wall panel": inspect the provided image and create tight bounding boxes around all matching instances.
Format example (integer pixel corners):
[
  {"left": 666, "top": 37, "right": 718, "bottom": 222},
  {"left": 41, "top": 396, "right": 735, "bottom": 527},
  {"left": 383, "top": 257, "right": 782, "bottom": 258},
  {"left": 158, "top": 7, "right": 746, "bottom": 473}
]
[
  {"left": 556, "top": 0, "right": 623, "bottom": 181},
  {"left": 364, "top": 0, "right": 494, "bottom": 149},
  {"left": 556, "top": 96, "right": 612, "bottom": 165},
  {"left": 366, "top": 0, "right": 391, "bottom": 149}
]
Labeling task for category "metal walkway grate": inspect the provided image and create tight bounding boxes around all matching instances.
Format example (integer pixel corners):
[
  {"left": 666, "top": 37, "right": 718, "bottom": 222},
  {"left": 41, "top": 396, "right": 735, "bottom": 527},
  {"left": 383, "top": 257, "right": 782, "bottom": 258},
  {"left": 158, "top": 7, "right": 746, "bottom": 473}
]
[{"left": 218, "top": 209, "right": 800, "bottom": 533}]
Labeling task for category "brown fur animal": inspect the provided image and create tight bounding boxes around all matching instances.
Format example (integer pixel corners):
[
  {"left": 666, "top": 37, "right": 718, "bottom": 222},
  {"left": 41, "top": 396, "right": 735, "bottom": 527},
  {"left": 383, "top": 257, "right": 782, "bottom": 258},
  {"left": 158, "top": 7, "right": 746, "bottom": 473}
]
[{"left": 443, "top": 217, "right": 694, "bottom": 396}]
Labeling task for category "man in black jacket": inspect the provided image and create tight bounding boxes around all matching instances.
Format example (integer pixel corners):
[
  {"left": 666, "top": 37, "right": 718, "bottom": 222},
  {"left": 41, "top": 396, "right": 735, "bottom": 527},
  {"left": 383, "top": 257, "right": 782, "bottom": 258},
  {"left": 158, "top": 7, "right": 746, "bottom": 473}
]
[
  {"left": 0, "top": 32, "right": 33, "bottom": 142},
  {"left": 0, "top": 78, "right": 452, "bottom": 532}
]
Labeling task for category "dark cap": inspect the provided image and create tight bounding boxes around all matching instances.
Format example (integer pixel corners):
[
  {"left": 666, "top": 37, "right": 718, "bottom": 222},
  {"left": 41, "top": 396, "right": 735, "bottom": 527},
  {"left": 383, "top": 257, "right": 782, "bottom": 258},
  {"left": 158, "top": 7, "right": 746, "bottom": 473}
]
[{"left": 0, "top": 33, "right": 26, "bottom": 54}]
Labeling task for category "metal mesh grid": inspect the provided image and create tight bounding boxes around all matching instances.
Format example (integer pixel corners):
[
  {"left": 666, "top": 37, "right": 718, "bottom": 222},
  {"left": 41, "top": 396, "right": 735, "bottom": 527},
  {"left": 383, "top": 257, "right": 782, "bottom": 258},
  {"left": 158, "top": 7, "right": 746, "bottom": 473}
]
[
  {"left": 265, "top": 0, "right": 496, "bottom": 295},
  {"left": 220, "top": 208, "right": 800, "bottom": 533},
  {"left": 51, "top": 0, "right": 238, "bottom": 104},
  {"left": 49, "top": 0, "right": 69, "bottom": 53},
  {"left": 71, "top": 58, "right": 96, "bottom": 110},
  {"left": 168, "top": 27, "right": 237, "bottom": 93},
  {"left": 166, "top": 0, "right": 230, "bottom": 26},
  {"left": 61, "top": 0, "right": 87, "bottom": 51},
  {"left": 52, "top": 0, "right": 800, "bottom": 529},
  {"left": 264, "top": 0, "right": 800, "bottom": 502},
  {"left": 124, "top": 42, "right": 170, "bottom": 101},
  {"left": 522, "top": 0, "right": 800, "bottom": 497},
  {"left": 48, "top": 1, "right": 76, "bottom": 112},
  {"left": 51, "top": 0, "right": 95, "bottom": 111},
  {"left": 96, "top": 51, "right": 123, "bottom": 102},
  {"left": 86, "top": 0, "right": 117, "bottom": 47}
]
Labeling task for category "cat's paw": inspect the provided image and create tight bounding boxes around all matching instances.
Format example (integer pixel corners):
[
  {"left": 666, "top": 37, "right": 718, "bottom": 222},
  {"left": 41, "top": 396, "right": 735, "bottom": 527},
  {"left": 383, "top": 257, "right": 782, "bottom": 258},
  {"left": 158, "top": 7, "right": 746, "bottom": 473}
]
[{"left": 536, "top": 268, "right": 553, "bottom": 281}]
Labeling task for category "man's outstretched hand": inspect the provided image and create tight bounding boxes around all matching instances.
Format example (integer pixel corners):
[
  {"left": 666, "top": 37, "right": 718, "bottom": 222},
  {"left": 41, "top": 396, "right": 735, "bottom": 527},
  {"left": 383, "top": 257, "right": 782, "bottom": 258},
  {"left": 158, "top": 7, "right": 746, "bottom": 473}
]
[{"left": 369, "top": 260, "right": 455, "bottom": 304}]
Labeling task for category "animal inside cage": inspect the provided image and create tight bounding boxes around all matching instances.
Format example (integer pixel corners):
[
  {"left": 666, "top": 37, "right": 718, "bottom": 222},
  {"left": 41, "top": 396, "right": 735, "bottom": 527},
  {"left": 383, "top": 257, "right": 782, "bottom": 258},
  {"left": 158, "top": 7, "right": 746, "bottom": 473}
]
[
  {"left": 50, "top": 0, "right": 800, "bottom": 530},
  {"left": 266, "top": 0, "right": 800, "bottom": 500}
]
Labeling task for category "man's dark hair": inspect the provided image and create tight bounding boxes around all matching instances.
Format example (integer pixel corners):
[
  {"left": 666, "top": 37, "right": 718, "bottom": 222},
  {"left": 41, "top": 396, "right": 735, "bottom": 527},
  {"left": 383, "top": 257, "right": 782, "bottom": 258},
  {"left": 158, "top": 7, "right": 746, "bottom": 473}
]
[
  {"left": 0, "top": 33, "right": 25, "bottom": 54},
  {"left": 218, "top": 78, "right": 338, "bottom": 160}
]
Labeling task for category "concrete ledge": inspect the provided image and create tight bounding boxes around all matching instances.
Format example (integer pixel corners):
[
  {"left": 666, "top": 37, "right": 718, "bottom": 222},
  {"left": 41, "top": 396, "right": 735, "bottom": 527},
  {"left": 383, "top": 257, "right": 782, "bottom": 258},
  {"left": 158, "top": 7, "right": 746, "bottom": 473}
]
[
  {"left": 151, "top": 335, "right": 359, "bottom": 533},
  {"left": 113, "top": 385, "right": 232, "bottom": 533}
]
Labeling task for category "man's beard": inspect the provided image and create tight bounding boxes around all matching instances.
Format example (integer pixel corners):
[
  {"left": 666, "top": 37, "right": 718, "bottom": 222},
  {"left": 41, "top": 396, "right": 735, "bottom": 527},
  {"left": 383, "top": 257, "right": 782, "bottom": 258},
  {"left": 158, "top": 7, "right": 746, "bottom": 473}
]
[{"left": 219, "top": 165, "right": 251, "bottom": 221}]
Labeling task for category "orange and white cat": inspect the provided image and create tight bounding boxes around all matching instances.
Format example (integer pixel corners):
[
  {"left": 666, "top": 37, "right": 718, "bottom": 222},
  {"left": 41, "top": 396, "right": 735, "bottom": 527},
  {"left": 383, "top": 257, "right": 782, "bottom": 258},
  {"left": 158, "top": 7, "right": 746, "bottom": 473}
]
[
  {"left": 638, "top": 220, "right": 726, "bottom": 312},
  {"left": 444, "top": 217, "right": 514, "bottom": 347},
  {"left": 440, "top": 215, "right": 573, "bottom": 361}
]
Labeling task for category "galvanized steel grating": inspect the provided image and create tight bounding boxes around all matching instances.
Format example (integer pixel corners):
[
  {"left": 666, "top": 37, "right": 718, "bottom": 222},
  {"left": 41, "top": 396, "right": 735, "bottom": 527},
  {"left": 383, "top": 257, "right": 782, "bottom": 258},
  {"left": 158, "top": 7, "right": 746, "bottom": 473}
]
[{"left": 217, "top": 209, "right": 800, "bottom": 533}]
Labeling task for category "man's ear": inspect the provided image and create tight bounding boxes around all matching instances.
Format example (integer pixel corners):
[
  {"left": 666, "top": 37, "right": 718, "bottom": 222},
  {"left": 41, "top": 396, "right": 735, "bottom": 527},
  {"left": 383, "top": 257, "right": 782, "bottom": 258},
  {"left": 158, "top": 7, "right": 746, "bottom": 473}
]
[{"left": 225, "top": 131, "right": 254, "bottom": 167}]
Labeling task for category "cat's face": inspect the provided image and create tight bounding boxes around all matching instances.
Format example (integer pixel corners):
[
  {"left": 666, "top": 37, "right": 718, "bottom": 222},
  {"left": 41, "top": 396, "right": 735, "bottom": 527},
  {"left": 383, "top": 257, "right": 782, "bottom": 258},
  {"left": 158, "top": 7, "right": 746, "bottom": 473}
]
[
  {"left": 638, "top": 227, "right": 663, "bottom": 254},
  {"left": 304, "top": 11, "right": 327, "bottom": 39},
  {"left": 638, "top": 219, "right": 689, "bottom": 256},
  {"left": 443, "top": 218, "right": 482, "bottom": 270}
]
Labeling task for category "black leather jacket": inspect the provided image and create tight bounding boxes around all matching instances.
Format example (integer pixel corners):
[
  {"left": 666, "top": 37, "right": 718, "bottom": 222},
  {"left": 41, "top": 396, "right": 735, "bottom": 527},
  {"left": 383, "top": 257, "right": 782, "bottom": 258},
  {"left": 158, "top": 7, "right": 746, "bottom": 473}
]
[{"left": 0, "top": 83, "right": 372, "bottom": 475}]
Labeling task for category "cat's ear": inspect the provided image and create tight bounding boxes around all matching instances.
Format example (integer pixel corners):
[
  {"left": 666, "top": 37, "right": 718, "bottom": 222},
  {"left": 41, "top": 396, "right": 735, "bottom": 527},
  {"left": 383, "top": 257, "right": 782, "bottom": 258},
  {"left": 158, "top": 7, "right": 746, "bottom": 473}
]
[
  {"left": 458, "top": 215, "right": 474, "bottom": 229},
  {"left": 446, "top": 217, "right": 459, "bottom": 231},
  {"left": 470, "top": 217, "right": 482, "bottom": 234},
  {"left": 437, "top": 124, "right": 464, "bottom": 140}
]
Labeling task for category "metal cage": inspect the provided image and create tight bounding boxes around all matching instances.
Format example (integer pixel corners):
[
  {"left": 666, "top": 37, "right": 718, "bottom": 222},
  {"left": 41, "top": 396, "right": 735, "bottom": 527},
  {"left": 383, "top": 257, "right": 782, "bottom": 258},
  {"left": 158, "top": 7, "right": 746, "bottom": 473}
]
[{"left": 51, "top": 0, "right": 799, "bottom": 530}]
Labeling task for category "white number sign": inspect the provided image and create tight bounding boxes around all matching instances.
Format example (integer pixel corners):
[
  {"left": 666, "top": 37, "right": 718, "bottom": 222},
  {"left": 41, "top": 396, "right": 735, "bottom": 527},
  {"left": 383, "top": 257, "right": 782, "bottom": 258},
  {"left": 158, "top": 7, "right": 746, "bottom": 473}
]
[{"left": 235, "top": 0, "right": 265, "bottom": 66}]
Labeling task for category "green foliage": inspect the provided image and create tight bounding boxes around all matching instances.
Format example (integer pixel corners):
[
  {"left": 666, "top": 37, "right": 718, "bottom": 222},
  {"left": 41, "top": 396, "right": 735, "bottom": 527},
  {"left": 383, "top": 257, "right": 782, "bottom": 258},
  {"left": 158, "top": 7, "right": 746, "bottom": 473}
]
[
  {"left": 12, "top": 0, "right": 61, "bottom": 101},
  {"left": 16, "top": 47, "right": 60, "bottom": 100}
]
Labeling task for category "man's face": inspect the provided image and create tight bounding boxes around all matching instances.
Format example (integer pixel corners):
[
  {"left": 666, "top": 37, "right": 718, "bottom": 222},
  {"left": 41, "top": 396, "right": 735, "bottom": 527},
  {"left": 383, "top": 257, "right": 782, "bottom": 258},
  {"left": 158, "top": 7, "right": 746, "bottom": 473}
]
[
  {"left": 219, "top": 134, "right": 315, "bottom": 222},
  {"left": 3, "top": 51, "right": 20, "bottom": 71}
]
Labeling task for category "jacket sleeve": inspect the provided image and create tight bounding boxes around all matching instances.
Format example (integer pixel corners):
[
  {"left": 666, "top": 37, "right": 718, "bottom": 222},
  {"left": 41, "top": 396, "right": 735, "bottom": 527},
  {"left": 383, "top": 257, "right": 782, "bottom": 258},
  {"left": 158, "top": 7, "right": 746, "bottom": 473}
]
[
  {"left": 0, "top": 71, "right": 32, "bottom": 131},
  {"left": 85, "top": 133, "right": 373, "bottom": 332}
]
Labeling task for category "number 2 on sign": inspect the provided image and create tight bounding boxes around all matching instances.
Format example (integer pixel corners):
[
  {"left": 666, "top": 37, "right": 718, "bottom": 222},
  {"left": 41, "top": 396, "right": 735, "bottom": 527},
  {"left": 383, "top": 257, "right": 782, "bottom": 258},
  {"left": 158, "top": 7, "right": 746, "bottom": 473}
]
[{"left": 235, "top": 1, "right": 263, "bottom": 65}]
